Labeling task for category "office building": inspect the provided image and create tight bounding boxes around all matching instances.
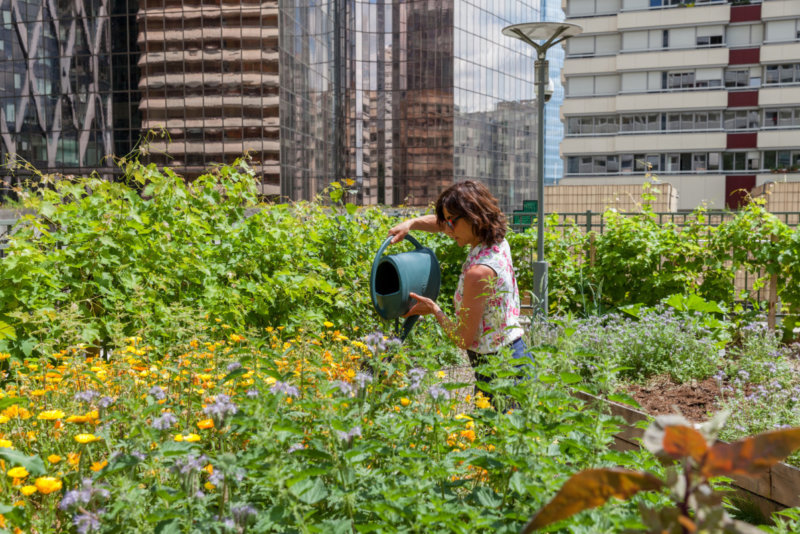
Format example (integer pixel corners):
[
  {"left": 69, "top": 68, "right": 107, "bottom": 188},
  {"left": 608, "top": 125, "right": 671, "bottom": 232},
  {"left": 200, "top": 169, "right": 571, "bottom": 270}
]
[
  {"left": 0, "top": 1, "right": 568, "bottom": 211},
  {"left": 281, "top": 0, "right": 568, "bottom": 212},
  {"left": 561, "top": 0, "right": 800, "bottom": 210}
]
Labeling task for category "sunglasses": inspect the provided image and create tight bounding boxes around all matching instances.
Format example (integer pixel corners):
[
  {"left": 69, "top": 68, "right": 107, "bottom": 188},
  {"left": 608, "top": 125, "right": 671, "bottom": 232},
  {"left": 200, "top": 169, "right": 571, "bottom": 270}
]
[{"left": 445, "top": 215, "right": 462, "bottom": 231}]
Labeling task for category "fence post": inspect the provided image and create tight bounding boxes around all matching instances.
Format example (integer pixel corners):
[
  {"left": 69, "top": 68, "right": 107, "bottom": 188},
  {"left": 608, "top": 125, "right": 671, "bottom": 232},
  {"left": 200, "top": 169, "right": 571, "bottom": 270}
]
[
  {"left": 768, "top": 233, "right": 779, "bottom": 330},
  {"left": 586, "top": 210, "right": 592, "bottom": 234},
  {"left": 589, "top": 232, "right": 596, "bottom": 268}
]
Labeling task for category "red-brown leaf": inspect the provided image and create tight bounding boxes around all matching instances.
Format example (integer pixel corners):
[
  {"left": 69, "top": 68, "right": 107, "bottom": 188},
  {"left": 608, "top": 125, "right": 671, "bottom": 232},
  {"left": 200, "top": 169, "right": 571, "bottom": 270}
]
[
  {"left": 522, "top": 468, "right": 664, "bottom": 533},
  {"left": 663, "top": 425, "right": 708, "bottom": 463},
  {"left": 702, "top": 427, "right": 800, "bottom": 479}
]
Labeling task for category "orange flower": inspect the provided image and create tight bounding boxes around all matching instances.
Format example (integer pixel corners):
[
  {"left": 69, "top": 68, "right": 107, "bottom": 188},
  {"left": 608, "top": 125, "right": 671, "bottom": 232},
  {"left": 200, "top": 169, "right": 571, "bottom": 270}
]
[
  {"left": 90, "top": 460, "right": 107, "bottom": 472},
  {"left": 196, "top": 419, "right": 214, "bottom": 430},
  {"left": 47, "top": 455, "right": 62, "bottom": 464},
  {"left": 34, "top": 477, "right": 62, "bottom": 494}
]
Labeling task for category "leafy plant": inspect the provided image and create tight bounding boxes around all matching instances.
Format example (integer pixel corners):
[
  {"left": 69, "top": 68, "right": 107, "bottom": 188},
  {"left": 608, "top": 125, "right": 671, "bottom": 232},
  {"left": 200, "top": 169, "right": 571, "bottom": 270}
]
[{"left": 524, "top": 411, "right": 800, "bottom": 533}]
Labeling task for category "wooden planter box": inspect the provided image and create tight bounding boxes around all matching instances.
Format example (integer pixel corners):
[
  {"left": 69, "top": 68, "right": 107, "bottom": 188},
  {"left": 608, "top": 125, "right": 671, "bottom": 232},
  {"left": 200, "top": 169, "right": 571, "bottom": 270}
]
[{"left": 574, "top": 391, "right": 800, "bottom": 518}]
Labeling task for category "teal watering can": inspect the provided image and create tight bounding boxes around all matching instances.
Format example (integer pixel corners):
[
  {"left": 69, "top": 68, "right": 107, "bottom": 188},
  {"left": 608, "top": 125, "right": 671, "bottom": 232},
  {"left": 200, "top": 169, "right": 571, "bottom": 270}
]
[{"left": 370, "top": 234, "right": 441, "bottom": 341}]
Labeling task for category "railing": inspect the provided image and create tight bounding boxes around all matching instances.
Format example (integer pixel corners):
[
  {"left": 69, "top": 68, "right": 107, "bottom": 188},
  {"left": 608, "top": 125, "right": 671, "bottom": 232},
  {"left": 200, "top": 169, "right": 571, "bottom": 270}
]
[
  {"left": 508, "top": 210, "right": 800, "bottom": 234},
  {"left": 509, "top": 210, "right": 800, "bottom": 315}
]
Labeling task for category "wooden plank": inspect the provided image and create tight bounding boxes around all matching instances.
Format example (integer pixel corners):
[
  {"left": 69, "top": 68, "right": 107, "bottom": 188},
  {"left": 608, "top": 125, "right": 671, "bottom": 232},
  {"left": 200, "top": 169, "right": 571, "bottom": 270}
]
[
  {"left": 770, "top": 462, "right": 800, "bottom": 508},
  {"left": 573, "top": 390, "right": 800, "bottom": 511}
]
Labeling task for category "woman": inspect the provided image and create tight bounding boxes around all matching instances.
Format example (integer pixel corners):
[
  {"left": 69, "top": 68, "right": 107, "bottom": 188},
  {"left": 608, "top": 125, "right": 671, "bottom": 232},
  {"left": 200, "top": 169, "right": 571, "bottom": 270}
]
[{"left": 388, "top": 180, "right": 533, "bottom": 390}]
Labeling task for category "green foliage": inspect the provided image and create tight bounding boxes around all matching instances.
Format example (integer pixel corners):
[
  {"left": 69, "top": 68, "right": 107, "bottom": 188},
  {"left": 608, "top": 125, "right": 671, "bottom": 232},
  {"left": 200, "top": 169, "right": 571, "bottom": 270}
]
[
  {"left": 524, "top": 411, "right": 798, "bottom": 533},
  {"left": 0, "top": 159, "right": 419, "bottom": 358}
]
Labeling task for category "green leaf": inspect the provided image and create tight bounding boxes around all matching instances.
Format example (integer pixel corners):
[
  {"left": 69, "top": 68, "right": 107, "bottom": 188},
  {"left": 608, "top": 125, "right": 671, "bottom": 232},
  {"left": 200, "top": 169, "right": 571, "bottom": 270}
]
[
  {"left": 473, "top": 487, "right": 502, "bottom": 507},
  {"left": 0, "top": 322, "right": 15, "bottom": 341},
  {"left": 289, "top": 477, "right": 328, "bottom": 505},
  {"left": 0, "top": 450, "right": 46, "bottom": 476},
  {"left": 559, "top": 372, "right": 582, "bottom": 385}
]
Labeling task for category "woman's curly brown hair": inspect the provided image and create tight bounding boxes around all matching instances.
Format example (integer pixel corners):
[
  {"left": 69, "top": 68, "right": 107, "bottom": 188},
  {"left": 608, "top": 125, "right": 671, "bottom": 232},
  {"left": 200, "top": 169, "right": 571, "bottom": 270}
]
[{"left": 435, "top": 180, "right": 506, "bottom": 246}]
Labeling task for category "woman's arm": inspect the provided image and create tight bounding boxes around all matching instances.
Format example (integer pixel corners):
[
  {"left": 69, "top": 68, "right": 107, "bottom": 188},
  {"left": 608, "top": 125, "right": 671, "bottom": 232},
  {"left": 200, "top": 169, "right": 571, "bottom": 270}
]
[
  {"left": 388, "top": 214, "right": 447, "bottom": 244},
  {"left": 406, "top": 264, "right": 493, "bottom": 350}
]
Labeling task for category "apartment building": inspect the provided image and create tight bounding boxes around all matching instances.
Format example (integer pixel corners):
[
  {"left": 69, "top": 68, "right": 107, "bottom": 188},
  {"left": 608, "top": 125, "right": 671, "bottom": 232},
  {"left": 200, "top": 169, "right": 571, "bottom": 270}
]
[{"left": 560, "top": 0, "right": 800, "bottom": 210}]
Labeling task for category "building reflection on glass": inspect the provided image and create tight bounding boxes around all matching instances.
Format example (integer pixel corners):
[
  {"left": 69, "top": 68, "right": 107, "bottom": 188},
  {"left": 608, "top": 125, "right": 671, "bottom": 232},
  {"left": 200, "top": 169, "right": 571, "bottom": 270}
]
[
  {"left": 281, "top": 0, "right": 556, "bottom": 213},
  {"left": 0, "top": 0, "right": 563, "bottom": 210}
]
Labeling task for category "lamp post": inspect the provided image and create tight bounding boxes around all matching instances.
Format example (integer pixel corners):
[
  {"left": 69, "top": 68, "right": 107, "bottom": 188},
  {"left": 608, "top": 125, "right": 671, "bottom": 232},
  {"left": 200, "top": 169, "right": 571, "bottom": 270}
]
[{"left": 502, "top": 22, "right": 582, "bottom": 317}]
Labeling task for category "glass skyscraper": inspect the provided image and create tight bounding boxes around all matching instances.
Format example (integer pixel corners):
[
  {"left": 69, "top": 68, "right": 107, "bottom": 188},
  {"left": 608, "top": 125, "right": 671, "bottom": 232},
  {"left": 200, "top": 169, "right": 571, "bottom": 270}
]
[
  {"left": 0, "top": 0, "right": 566, "bottom": 211},
  {"left": 281, "top": 0, "right": 566, "bottom": 212}
]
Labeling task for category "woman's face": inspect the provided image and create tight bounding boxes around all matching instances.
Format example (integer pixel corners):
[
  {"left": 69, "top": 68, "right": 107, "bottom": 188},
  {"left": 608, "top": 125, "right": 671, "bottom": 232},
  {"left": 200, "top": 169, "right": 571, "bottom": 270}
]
[{"left": 443, "top": 209, "right": 479, "bottom": 247}]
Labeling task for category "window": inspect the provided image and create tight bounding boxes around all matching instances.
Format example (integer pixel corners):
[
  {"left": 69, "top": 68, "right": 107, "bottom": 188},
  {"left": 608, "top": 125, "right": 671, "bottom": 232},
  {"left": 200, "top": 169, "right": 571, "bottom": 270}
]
[
  {"left": 696, "top": 35, "right": 723, "bottom": 47},
  {"left": 725, "top": 69, "right": 749, "bottom": 88},
  {"left": 724, "top": 110, "right": 759, "bottom": 130},
  {"left": 765, "top": 64, "right": 800, "bottom": 85},
  {"left": 666, "top": 71, "right": 695, "bottom": 90}
]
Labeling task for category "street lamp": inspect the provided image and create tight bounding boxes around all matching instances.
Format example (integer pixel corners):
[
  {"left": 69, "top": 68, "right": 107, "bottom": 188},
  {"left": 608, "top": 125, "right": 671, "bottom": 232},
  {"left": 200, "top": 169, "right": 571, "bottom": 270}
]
[{"left": 502, "top": 22, "right": 582, "bottom": 317}]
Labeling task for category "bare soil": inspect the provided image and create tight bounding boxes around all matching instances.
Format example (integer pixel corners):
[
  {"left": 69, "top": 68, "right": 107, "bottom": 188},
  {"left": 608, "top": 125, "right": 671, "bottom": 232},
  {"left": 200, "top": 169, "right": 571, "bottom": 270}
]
[{"left": 622, "top": 374, "right": 722, "bottom": 423}]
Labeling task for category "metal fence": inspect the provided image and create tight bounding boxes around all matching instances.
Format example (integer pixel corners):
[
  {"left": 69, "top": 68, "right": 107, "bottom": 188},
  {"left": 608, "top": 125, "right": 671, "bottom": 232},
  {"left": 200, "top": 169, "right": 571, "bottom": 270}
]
[{"left": 509, "top": 210, "right": 800, "bottom": 234}]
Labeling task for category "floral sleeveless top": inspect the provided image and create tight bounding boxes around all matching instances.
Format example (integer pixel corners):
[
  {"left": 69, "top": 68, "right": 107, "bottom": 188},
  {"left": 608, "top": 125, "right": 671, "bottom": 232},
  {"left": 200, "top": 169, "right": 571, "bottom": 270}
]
[{"left": 454, "top": 239, "right": 523, "bottom": 354}]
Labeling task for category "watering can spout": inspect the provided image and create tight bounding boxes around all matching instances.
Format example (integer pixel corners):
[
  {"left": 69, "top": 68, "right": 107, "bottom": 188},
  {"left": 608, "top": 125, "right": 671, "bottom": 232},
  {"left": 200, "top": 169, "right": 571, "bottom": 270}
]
[{"left": 370, "top": 235, "right": 441, "bottom": 341}]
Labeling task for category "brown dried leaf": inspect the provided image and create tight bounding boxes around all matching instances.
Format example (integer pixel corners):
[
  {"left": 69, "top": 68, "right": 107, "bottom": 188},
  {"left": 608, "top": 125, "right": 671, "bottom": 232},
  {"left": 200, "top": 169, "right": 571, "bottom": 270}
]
[
  {"left": 522, "top": 468, "right": 664, "bottom": 533},
  {"left": 663, "top": 425, "right": 709, "bottom": 463},
  {"left": 702, "top": 427, "right": 800, "bottom": 479}
]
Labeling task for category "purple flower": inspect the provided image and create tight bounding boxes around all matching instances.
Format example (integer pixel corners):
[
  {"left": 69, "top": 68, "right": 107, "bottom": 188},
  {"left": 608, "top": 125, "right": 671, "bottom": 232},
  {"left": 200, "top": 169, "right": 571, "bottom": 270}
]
[
  {"left": 354, "top": 372, "right": 372, "bottom": 390},
  {"left": 231, "top": 503, "right": 258, "bottom": 527},
  {"left": 332, "top": 381, "right": 355, "bottom": 396},
  {"left": 246, "top": 389, "right": 260, "bottom": 398},
  {"left": 59, "top": 478, "right": 109, "bottom": 512},
  {"left": 74, "top": 390, "right": 99, "bottom": 404},
  {"left": 74, "top": 511, "right": 102, "bottom": 534},
  {"left": 287, "top": 443, "right": 306, "bottom": 453},
  {"left": 172, "top": 453, "right": 208, "bottom": 477},
  {"left": 337, "top": 426, "right": 362, "bottom": 442},
  {"left": 203, "top": 394, "right": 238, "bottom": 427},
  {"left": 428, "top": 384, "right": 450, "bottom": 401},
  {"left": 407, "top": 368, "right": 426, "bottom": 391},
  {"left": 151, "top": 412, "right": 178, "bottom": 431},
  {"left": 148, "top": 386, "right": 167, "bottom": 401},
  {"left": 363, "top": 331, "right": 387, "bottom": 354},
  {"left": 98, "top": 396, "right": 115, "bottom": 409},
  {"left": 226, "top": 362, "right": 242, "bottom": 373},
  {"left": 270, "top": 381, "right": 300, "bottom": 398}
]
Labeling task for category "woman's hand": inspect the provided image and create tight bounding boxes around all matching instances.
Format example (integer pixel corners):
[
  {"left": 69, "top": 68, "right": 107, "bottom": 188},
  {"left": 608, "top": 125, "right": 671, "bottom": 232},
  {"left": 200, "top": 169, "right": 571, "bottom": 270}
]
[
  {"left": 404, "top": 292, "right": 440, "bottom": 317},
  {"left": 388, "top": 220, "right": 412, "bottom": 244}
]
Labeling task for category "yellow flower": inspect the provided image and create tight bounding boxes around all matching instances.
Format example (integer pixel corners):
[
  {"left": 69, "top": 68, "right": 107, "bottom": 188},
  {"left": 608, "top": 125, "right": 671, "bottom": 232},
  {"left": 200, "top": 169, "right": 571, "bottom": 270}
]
[
  {"left": 0, "top": 415, "right": 9, "bottom": 424},
  {"left": 6, "top": 467, "right": 28, "bottom": 479},
  {"left": 90, "top": 460, "right": 107, "bottom": 472},
  {"left": 323, "top": 321, "right": 334, "bottom": 328},
  {"left": 204, "top": 464, "right": 213, "bottom": 475},
  {"left": 2, "top": 406, "right": 31, "bottom": 420},
  {"left": 173, "top": 434, "right": 184, "bottom": 442},
  {"left": 47, "top": 455, "right": 62, "bottom": 464},
  {"left": 74, "top": 433, "right": 100, "bottom": 444},
  {"left": 437, "top": 370, "right": 446, "bottom": 379},
  {"left": 197, "top": 419, "right": 214, "bottom": 430},
  {"left": 0, "top": 439, "right": 12, "bottom": 449},
  {"left": 204, "top": 482, "right": 215, "bottom": 490},
  {"left": 400, "top": 397, "right": 411, "bottom": 407},
  {"left": 182, "top": 433, "right": 200, "bottom": 442},
  {"left": 37, "top": 410, "right": 65, "bottom": 420},
  {"left": 67, "top": 452, "right": 81, "bottom": 466},
  {"left": 0, "top": 353, "right": 10, "bottom": 360},
  {"left": 34, "top": 476, "right": 62, "bottom": 494},
  {"left": 475, "top": 395, "right": 492, "bottom": 410},
  {"left": 19, "top": 485, "right": 37, "bottom": 496}
]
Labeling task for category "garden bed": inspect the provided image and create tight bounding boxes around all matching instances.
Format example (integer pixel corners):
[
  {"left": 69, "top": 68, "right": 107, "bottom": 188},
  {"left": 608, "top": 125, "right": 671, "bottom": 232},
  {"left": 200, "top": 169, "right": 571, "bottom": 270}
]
[{"left": 574, "top": 390, "right": 800, "bottom": 519}]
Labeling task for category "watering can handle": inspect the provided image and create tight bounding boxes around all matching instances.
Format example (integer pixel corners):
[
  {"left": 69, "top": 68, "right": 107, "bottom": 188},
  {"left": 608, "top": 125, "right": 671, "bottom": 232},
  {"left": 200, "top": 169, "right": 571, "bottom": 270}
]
[{"left": 370, "top": 234, "right": 425, "bottom": 312}]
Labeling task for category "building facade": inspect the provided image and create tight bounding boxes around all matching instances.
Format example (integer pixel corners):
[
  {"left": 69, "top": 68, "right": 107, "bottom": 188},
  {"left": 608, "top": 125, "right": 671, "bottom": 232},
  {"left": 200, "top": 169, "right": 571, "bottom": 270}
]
[
  {"left": 561, "top": 0, "right": 800, "bottom": 211},
  {"left": 0, "top": 0, "right": 568, "bottom": 211},
  {"left": 281, "top": 0, "right": 568, "bottom": 212}
]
